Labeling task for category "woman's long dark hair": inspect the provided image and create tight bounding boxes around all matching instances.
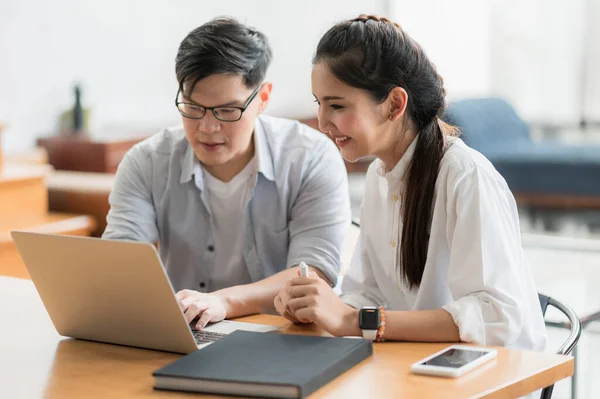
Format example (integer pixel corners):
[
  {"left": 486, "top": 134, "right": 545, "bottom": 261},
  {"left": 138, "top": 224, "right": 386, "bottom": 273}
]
[{"left": 314, "top": 15, "right": 458, "bottom": 289}]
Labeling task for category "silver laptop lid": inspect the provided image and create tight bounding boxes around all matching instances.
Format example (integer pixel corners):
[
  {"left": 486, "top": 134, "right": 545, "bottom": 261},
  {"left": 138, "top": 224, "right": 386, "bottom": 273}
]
[{"left": 10, "top": 231, "right": 197, "bottom": 354}]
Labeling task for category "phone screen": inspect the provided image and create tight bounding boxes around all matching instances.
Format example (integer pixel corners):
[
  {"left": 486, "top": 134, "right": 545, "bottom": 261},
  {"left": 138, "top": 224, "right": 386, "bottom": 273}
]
[{"left": 420, "top": 348, "right": 490, "bottom": 368}]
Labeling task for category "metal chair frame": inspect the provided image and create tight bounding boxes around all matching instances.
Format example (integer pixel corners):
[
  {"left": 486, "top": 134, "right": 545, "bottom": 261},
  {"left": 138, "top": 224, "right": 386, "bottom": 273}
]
[{"left": 538, "top": 294, "right": 582, "bottom": 399}]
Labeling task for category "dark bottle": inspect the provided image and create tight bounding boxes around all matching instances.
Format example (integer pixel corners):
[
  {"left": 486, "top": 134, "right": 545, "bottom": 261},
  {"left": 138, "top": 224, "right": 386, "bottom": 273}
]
[{"left": 72, "top": 84, "right": 83, "bottom": 134}]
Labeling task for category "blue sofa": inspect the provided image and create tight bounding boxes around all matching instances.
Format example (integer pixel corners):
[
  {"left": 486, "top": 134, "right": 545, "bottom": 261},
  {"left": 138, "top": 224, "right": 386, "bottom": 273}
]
[{"left": 444, "top": 98, "right": 600, "bottom": 208}]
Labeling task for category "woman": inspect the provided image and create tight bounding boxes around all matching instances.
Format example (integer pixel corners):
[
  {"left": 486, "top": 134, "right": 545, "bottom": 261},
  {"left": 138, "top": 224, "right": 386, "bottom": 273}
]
[{"left": 274, "top": 15, "right": 546, "bottom": 350}]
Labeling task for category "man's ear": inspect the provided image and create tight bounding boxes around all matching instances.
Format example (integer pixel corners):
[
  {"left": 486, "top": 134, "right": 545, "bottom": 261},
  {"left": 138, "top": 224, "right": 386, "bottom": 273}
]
[
  {"left": 257, "top": 82, "right": 273, "bottom": 113},
  {"left": 387, "top": 86, "right": 409, "bottom": 121}
]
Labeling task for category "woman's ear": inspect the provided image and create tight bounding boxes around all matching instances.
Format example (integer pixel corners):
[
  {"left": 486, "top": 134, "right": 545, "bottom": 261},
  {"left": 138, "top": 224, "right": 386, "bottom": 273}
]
[
  {"left": 387, "top": 87, "right": 409, "bottom": 121},
  {"left": 257, "top": 82, "right": 273, "bottom": 113}
]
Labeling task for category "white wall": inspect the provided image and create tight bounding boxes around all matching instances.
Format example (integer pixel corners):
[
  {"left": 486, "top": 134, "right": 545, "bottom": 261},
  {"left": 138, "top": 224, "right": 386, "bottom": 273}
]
[
  {"left": 0, "top": 0, "right": 386, "bottom": 152},
  {"left": 393, "top": 0, "right": 600, "bottom": 126},
  {"left": 489, "top": 0, "right": 588, "bottom": 124},
  {"left": 3, "top": 0, "right": 598, "bottom": 153},
  {"left": 389, "top": 0, "right": 492, "bottom": 101},
  {"left": 583, "top": 0, "right": 600, "bottom": 122}
]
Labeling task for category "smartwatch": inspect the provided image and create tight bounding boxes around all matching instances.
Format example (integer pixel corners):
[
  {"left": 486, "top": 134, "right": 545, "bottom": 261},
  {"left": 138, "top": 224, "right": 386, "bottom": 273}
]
[{"left": 359, "top": 306, "right": 380, "bottom": 341}]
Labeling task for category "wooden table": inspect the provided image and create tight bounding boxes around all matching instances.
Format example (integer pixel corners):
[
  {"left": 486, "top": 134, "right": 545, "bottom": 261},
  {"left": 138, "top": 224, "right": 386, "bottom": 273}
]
[{"left": 0, "top": 277, "right": 573, "bottom": 399}]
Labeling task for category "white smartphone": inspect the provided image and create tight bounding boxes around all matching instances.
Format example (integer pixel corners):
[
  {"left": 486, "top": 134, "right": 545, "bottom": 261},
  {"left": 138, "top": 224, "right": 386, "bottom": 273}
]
[{"left": 410, "top": 345, "right": 498, "bottom": 378}]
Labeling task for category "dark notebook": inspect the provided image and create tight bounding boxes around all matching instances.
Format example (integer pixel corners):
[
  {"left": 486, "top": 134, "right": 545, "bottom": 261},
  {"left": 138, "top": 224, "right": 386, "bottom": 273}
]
[{"left": 152, "top": 330, "right": 373, "bottom": 398}]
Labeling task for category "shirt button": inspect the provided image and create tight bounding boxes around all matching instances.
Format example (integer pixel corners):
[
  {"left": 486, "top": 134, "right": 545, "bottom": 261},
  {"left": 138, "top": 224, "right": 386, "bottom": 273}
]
[
  {"left": 390, "top": 240, "right": 397, "bottom": 248},
  {"left": 207, "top": 245, "right": 215, "bottom": 252},
  {"left": 199, "top": 282, "right": 206, "bottom": 289},
  {"left": 392, "top": 194, "right": 399, "bottom": 201}
]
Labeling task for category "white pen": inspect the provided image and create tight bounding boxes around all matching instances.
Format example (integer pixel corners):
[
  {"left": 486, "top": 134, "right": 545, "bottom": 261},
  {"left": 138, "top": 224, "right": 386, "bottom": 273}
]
[{"left": 299, "top": 261, "right": 309, "bottom": 277}]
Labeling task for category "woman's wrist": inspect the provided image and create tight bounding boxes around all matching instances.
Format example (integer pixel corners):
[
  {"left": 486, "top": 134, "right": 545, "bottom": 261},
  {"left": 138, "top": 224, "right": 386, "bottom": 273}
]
[{"left": 337, "top": 306, "right": 361, "bottom": 337}]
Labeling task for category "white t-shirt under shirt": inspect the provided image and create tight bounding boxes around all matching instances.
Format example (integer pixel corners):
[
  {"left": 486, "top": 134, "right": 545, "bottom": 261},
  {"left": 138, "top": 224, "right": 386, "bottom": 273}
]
[{"left": 201, "top": 155, "right": 258, "bottom": 291}]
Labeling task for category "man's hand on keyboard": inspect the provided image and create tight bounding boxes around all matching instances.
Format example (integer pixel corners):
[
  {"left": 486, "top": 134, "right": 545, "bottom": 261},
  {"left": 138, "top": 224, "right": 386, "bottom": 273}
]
[{"left": 176, "top": 289, "right": 227, "bottom": 330}]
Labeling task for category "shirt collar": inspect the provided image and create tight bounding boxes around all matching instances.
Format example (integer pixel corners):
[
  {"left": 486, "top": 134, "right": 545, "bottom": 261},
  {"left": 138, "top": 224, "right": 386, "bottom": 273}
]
[
  {"left": 180, "top": 141, "right": 195, "bottom": 184},
  {"left": 179, "top": 116, "right": 275, "bottom": 187},
  {"left": 376, "top": 135, "right": 419, "bottom": 183},
  {"left": 254, "top": 116, "right": 275, "bottom": 182}
]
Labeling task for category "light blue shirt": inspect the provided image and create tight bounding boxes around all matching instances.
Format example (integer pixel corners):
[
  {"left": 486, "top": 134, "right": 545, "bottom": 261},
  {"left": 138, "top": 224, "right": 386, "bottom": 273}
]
[{"left": 103, "top": 115, "right": 351, "bottom": 292}]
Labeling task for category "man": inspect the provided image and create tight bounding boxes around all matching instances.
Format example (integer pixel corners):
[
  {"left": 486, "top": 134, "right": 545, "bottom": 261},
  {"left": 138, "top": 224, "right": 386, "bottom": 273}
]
[{"left": 103, "top": 17, "right": 350, "bottom": 330}]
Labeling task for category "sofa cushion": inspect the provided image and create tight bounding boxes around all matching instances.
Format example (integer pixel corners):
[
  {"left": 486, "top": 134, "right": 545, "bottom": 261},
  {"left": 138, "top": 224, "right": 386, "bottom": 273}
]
[
  {"left": 444, "top": 97, "right": 533, "bottom": 153},
  {"left": 488, "top": 144, "right": 600, "bottom": 196}
]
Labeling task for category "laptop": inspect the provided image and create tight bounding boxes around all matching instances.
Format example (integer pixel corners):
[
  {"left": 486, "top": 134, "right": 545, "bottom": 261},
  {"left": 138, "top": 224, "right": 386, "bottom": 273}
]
[{"left": 10, "top": 231, "right": 278, "bottom": 354}]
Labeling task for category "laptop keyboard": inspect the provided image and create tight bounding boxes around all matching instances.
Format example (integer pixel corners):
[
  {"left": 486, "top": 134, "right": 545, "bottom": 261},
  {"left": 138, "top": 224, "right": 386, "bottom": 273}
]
[{"left": 192, "top": 329, "right": 227, "bottom": 344}]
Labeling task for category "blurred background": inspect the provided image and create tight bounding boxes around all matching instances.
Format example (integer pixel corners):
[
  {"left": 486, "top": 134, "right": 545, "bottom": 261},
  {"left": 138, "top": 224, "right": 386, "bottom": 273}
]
[{"left": 0, "top": 1, "right": 599, "bottom": 398}]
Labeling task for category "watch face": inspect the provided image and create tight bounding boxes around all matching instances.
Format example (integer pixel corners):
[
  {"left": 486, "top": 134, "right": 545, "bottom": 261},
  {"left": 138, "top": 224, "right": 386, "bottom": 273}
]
[{"left": 359, "top": 308, "right": 380, "bottom": 329}]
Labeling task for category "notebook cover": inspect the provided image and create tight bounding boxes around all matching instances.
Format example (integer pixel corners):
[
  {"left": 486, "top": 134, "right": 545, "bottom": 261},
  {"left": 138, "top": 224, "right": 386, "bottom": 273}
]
[{"left": 153, "top": 330, "right": 373, "bottom": 398}]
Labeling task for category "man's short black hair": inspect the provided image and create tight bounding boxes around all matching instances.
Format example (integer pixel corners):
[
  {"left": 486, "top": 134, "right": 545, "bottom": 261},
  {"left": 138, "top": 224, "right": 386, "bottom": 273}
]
[{"left": 175, "top": 17, "right": 272, "bottom": 95}]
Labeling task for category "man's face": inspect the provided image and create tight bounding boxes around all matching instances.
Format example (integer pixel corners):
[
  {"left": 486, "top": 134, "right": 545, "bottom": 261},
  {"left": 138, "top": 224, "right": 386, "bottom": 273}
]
[{"left": 178, "top": 74, "right": 270, "bottom": 171}]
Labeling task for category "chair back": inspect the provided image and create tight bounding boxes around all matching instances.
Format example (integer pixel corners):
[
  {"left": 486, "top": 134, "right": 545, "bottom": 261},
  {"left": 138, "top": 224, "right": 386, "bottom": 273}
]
[{"left": 538, "top": 293, "right": 582, "bottom": 399}]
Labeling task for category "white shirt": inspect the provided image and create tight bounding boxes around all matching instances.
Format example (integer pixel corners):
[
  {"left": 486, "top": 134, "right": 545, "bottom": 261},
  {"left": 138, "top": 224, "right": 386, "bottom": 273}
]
[
  {"left": 341, "top": 136, "right": 547, "bottom": 350},
  {"left": 200, "top": 155, "right": 257, "bottom": 291}
]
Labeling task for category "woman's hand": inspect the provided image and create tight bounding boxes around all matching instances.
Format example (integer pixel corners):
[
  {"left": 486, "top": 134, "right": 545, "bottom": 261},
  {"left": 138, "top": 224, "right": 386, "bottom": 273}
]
[
  {"left": 286, "top": 272, "right": 360, "bottom": 337},
  {"left": 274, "top": 278, "right": 304, "bottom": 324}
]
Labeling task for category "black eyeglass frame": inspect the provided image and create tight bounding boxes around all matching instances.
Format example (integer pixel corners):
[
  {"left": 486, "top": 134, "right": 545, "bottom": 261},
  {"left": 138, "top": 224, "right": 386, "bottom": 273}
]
[{"left": 175, "top": 84, "right": 262, "bottom": 122}]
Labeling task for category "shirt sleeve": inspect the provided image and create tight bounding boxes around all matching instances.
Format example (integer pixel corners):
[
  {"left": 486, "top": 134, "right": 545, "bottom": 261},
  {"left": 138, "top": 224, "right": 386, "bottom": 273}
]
[
  {"left": 102, "top": 145, "right": 159, "bottom": 243},
  {"left": 286, "top": 139, "right": 351, "bottom": 286},
  {"left": 339, "top": 171, "right": 387, "bottom": 309},
  {"left": 441, "top": 164, "right": 528, "bottom": 346},
  {"left": 339, "top": 229, "right": 387, "bottom": 309}
]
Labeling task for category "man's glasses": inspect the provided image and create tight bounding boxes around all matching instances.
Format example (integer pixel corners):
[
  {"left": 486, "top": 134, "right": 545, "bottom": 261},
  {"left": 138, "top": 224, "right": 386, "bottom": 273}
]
[{"left": 175, "top": 85, "right": 261, "bottom": 122}]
